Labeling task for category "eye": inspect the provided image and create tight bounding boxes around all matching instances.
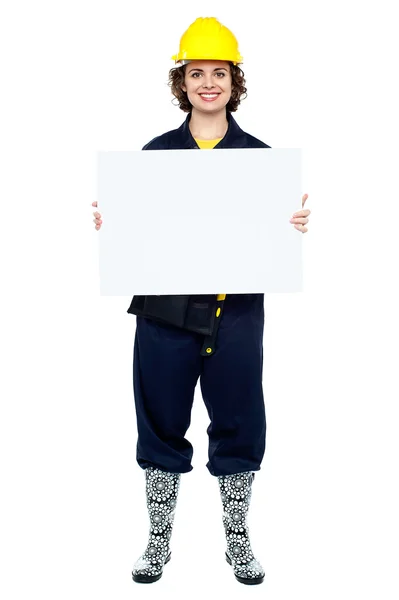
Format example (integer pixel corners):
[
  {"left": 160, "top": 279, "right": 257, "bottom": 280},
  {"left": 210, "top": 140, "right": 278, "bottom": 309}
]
[{"left": 191, "top": 72, "right": 226, "bottom": 78}]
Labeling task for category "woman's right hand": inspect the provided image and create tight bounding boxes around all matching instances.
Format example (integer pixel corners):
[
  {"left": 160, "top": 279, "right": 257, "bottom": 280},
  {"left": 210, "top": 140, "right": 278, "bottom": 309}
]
[{"left": 92, "top": 201, "right": 102, "bottom": 230}]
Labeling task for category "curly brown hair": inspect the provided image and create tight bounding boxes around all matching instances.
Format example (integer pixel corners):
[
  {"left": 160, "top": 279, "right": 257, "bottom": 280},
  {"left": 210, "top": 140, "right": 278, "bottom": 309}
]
[{"left": 167, "top": 62, "right": 248, "bottom": 113}]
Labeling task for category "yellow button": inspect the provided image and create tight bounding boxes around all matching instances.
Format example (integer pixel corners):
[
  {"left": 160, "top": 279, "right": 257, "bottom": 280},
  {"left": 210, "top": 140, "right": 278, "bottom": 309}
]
[
  {"left": 206, "top": 347, "right": 212, "bottom": 354},
  {"left": 216, "top": 308, "right": 221, "bottom": 317}
]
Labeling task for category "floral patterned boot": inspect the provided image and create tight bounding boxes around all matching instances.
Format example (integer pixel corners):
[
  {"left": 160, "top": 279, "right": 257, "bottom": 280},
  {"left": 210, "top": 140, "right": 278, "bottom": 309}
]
[
  {"left": 217, "top": 471, "right": 265, "bottom": 584},
  {"left": 132, "top": 466, "right": 181, "bottom": 583}
]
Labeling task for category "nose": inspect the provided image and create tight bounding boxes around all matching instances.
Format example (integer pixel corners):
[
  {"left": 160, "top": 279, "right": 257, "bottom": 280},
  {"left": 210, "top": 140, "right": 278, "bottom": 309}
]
[{"left": 202, "top": 74, "right": 216, "bottom": 89}]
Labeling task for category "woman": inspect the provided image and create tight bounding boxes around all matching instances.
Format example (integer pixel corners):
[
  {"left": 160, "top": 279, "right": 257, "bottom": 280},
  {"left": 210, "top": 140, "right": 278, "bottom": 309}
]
[{"left": 92, "top": 17, "right": 311, "bottom": 586}]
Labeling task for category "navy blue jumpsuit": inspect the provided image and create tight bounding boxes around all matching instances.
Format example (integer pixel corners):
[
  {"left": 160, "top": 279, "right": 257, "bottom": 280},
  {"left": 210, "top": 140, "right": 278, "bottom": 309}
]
[{"left": 129, "top": 111, "right": 271, "bottom": 477}]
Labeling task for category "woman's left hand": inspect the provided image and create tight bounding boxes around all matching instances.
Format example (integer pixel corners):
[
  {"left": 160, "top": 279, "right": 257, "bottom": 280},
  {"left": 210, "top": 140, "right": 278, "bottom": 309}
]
[{"left": 289, "top": 194, "right": 311, "bottom": 233}]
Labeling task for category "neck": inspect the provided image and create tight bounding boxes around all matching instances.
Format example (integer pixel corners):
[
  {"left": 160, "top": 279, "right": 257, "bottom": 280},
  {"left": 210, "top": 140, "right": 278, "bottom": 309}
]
[{"left": 189, "top": 107, "right": 228, "bottom": 140}]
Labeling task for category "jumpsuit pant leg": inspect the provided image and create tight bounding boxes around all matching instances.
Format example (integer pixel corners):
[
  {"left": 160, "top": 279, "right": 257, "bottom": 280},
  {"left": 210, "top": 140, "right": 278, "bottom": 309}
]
[
  {"left": 132, "top": 294, "right": 266, "bottom": 477},
  {"left": 200, "top": 293, "right": 266, "bottom": 477},
  {"left": 133, "top": 315, "right": 203, "bottom": 474}
]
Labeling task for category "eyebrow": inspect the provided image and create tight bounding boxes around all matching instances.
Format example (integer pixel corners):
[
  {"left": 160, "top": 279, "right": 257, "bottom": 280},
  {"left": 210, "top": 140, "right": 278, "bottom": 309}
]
[{"left": 188, "top": 68, "right": 228, "bottom": 73}]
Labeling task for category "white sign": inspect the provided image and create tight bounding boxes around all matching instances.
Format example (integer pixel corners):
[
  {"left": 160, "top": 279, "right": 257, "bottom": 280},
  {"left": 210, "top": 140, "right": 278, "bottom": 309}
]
[{"left": 97, "top": 148, "right": 302, "bottom": 294}]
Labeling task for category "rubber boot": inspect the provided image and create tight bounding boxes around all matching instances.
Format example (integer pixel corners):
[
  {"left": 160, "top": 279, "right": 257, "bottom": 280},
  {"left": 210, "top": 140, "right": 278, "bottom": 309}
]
[
  {"left": 132, "top": 466, "right": 181, "bottom": 583},
  {"left": 217, "top": 471, "right": 265, "bottom": 585}
]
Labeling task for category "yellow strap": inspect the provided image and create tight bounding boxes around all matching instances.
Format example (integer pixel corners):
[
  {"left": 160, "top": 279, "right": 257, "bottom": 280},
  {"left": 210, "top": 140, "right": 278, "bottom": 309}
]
[{"left": 217, "top": 294, "right": 226, "bottom": 301}]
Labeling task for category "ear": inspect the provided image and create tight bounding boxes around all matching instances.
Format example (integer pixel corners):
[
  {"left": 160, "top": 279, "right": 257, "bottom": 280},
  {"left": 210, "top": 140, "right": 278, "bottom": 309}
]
[{"left": 181, "top": 84, "right": 187, "bottom": 93}]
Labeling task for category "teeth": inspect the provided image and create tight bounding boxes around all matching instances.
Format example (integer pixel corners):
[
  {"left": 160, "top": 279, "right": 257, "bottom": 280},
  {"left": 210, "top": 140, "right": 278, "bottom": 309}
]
[{"left": 201, "top": 94, "right": 218, "bottom": 98}]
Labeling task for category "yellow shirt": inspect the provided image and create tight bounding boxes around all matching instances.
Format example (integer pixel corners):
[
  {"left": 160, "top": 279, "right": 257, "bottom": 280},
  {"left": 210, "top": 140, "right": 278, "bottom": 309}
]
[
  {"left": 195, "top": 137, "right": 226, "bottom": 303},
  {"left": 195, "top": 137, "right": 222, "bottom": 150}
]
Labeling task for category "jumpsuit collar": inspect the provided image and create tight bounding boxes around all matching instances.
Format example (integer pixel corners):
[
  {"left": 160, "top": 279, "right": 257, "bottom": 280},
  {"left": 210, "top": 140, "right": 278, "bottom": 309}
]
[{"left": 179, "top": 110, "right": 245, "bottom": 149}]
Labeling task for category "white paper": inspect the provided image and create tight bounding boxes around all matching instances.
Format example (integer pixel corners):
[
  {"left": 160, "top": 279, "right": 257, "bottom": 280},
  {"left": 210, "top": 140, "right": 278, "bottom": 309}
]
[{"left": 97, "top": 148, "right": 302, "bottom": 294}]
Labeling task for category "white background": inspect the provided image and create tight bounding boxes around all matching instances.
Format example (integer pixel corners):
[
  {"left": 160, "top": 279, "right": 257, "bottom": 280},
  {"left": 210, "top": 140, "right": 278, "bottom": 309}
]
[{"left": 1, "top": 1, "right": 398, "bottom": 599}]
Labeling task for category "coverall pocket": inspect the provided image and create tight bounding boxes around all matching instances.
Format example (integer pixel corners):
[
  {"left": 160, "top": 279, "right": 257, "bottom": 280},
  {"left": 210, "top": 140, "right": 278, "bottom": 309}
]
[
  {"left": 184, "top": 296, "right": 216, "bottom": 335},
  {"left": 143, "top": 295, "right": 189, "bottom": 329}
]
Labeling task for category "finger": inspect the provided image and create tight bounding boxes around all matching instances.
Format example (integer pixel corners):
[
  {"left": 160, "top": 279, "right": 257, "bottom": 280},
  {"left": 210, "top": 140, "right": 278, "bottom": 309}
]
[
  {"left": 92, "top": 201, "right": 97, "bottom": 207},
  {"left": 295, "top": 223, "right": 308, "bottom": 232},
  {"left": 290, "top": 217, "right": 309, "bottom": 224},
  {"left": 292, "top": 209, "right": 310, "bottom": 217}
]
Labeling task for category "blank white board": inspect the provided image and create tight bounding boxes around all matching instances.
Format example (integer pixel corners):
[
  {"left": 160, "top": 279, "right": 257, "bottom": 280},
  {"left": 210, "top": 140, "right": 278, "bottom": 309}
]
[{"left": 97, "top": 148, "right": 302, "bottom": 294}]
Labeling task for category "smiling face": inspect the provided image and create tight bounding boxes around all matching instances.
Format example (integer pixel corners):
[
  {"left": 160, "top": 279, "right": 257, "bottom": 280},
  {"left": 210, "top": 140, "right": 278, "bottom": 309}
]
[{"left": 181, "top": 60, "right": 232, "bottom": 113}]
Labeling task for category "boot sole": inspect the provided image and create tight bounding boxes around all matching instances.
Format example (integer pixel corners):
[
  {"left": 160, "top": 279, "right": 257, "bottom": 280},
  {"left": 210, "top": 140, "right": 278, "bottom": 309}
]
[
  {"left": 225, "top": 551, "right": 265, "bottom": 585},
  {"left": 132, "top": 551, "right": 171, "bottom": 584}
]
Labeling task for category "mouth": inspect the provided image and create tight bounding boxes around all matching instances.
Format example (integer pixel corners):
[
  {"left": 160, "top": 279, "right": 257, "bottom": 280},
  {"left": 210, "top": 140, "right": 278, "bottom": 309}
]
[{"left": 199, "top": 93, "right": 221, "bottom": 102}]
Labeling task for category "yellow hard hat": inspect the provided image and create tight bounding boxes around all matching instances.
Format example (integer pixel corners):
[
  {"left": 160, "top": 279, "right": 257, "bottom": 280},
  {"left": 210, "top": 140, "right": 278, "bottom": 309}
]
[{"left": 171, "top": 17, "right": 243, "bottom": 66}]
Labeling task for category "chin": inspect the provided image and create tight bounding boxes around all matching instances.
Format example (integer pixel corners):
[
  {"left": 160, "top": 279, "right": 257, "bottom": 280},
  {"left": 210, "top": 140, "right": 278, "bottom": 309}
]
[{"left": 192, "top": 98, "right": 228, "bottom": 111}]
